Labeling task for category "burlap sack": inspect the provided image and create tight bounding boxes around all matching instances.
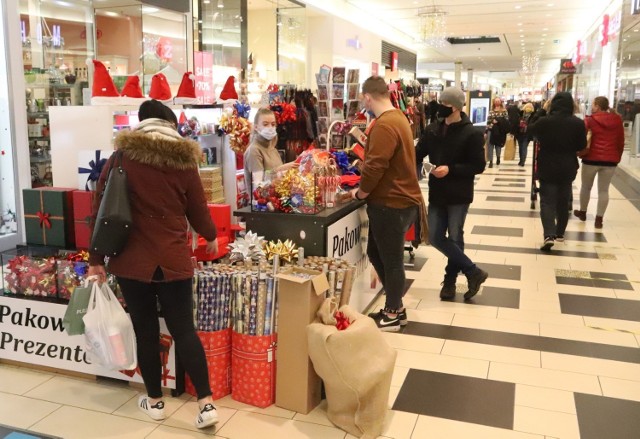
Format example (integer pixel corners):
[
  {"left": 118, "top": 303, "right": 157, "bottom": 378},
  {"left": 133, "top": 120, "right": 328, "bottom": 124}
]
[{"left": 307, "top": 305, "right": 396, "bottom": 439}]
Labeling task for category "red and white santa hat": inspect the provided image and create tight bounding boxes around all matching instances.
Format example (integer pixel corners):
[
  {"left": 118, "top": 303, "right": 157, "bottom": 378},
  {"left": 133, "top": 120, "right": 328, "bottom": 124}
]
[
  {"left": 90, "top": 60, "right": 120, "bottom": 105},
  {"left": 119, "top": 75, "right": 147, "bottom": 106},
  {"left": 174, "top": 72, "right": 198, "bottom": 105},
  {"left": 149, "top": 72, "right": 173, "bottom": 103},
  {"left": 219, "top": 75, "right": 238, "bottom": 101}
]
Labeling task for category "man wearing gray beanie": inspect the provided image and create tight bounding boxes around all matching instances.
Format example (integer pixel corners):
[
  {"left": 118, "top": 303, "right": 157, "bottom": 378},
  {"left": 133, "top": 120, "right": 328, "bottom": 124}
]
[{"left": 416, "top": 87, "right": 489, "bottom": 301}]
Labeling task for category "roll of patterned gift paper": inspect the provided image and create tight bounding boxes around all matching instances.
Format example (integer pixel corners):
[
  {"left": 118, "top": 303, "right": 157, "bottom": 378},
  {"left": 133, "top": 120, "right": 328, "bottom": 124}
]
[
  {"left": 234, "top": 273, "right": 244, "bottom": 334},
  {"left": 222, "top": 274, "right": 232, "bottom": 330},
  {"left": 248, "top": 276, "right": 259, "bottom": 336},
  {"left": 340, "top": 267, "right": 354, "bottom": 307},
  {"left": 264, "top": 276, "right": 274, "bottom": 336},
  {"left": 257, "top": 279, "right": 267, "bottom": 336},
  {"left": 335, "top": 268, "right": 345, "bottom": 305},
  {"left": 244, "top": 275, "right": 252, "bottom": 334},
  {"left": 328, "top": 270, "right": 336, "bottom": 299}
]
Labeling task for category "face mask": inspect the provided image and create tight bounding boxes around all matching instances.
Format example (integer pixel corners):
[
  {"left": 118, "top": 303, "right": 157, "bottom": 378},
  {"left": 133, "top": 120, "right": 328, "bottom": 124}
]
[
  {"left": 367, "top": 109, "right": 376, "bottom": 118},
  {"left": 437, "top": 104, "right": 454, "bottom": 118},
  {"left": 258, "top": 127, "right": 277, "bottom": 141}
]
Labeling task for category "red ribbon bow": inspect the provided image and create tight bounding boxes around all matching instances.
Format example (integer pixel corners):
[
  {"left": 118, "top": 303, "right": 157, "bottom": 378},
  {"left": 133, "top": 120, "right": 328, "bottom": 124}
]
[
  {"left": 335, "top": 312, "right": 351, "bottom": 331},
  {"left": 36, "top": 211, "right": 51, "bottom": 229}
]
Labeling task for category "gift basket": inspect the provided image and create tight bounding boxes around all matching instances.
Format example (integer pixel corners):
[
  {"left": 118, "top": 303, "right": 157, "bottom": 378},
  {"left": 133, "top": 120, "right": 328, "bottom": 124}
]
[{"left": 1, "top": 246, "right": 58, "bottom": 298}]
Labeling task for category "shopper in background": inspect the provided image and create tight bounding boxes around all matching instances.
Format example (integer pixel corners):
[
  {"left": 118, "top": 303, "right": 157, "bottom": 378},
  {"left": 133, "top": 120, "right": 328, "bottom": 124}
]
[
  {"left": 528, "top": 92, "right": 586, "bottom": 251},
  {"left": 517, "top": 103, "right": 535, "bottom": 166},
  {"left": 244, "top": 108, "right": 297, "bottom": 186},
  {"left": 486, "top": 97, "right": 510, "bottom": 168},
  {"left": 88, "top": 99, "right": 219, "bottom": 429},
  {"left": 574, "top": 96, "right": 624, "bottom": 229},
  {"left": 353, "top": 76, "right": 425, "bottom": 332},
  {"left": 416, "top": 87, "right": 488, "bottom": 301}
]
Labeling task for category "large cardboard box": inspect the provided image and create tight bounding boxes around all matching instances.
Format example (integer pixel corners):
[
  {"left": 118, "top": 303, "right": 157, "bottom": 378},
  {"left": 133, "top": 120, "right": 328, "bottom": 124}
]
[{"left": 275, "top": 267, "right": 329, "bottom": 414}]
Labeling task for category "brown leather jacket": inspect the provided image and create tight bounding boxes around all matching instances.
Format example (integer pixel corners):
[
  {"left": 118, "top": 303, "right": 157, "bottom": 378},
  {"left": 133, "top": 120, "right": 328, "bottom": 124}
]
[{"left": 89, "top": 119, "right": 216, "bottom": 282}]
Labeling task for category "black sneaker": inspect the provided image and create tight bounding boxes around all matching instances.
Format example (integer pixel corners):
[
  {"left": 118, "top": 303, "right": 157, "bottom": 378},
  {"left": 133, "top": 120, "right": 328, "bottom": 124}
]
[
  {"left": 439, "top": 280, "right": 456, "bottom": 301},
  {"left": 464, "top": 268, "right": 488, "bottom": 301},
  {"left": 371, "top": 311, "right": 402, "bottom": 332},
  {"left": 368, "top": 308, "right": 408, "bottom": 326},
  {"left": 540, "top": 237, "right": 554, "bottom": 252}
]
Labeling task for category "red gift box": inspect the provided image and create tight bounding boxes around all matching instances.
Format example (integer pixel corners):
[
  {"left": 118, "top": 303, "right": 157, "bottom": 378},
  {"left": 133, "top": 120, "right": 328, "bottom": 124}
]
[
  {"left": 188, "top": 204, "right": 232, "bottom": 261},
  {"left": 72, "top": 190, "right": 95, "bottom": 250},
  {"left": 185, "top": 329, "right": 232, "bottom": 400},
  {"left": 231, "top": 332, "right": 277, "bottom": 408}
]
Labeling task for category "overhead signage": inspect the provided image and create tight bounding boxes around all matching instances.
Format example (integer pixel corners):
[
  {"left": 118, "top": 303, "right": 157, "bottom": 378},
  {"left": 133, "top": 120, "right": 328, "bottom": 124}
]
[
  {"left": 390, "top": 52, "right": 398, "bottom": 72},
  {"left": 560, "top": 58, "right": 577, "bottom": 74},
  {"left": 194, "top": 51, "right": 215, "bottom": 104}
]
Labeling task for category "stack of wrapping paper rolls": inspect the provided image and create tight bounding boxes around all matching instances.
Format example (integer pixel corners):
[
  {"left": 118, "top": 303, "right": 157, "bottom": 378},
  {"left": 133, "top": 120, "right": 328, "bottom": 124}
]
[{"left": 194, "top": 256, "right": 356, "bottom": 335}]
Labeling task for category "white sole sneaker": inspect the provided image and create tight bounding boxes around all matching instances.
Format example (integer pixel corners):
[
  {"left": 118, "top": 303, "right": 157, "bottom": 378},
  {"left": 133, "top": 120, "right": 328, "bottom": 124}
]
[
  {"left": 196, "top": 403, "right": 219, "bottom": 429},
  {"left": 138, "top": 396, "right": 166, "bottom": 421}
]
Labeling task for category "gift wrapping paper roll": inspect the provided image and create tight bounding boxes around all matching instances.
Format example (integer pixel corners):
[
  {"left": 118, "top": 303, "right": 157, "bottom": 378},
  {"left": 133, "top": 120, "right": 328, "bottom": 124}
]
[
  {"left": 249, "top": 276, "right": 258, "bottom": 336},
  {"left": 264, "top": 276, "right": 274, "bottom": 336},
  {"left": 340, "top": 267, "right": 354, "bottom": 307},
  {"left": 256, "top": 280, "right": 267, "bottom": 336},
  {"left": 328, "top": 270, "right": 336, "bottom": 299},
  {"left": 335, "top": 268, "right": 345, "bottom": 305}
]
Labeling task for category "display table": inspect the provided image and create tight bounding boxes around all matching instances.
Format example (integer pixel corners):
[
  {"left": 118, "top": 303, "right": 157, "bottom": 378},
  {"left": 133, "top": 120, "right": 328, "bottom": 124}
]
[{"left": 234, "top": 201, "right": 382, "bottom": 312}]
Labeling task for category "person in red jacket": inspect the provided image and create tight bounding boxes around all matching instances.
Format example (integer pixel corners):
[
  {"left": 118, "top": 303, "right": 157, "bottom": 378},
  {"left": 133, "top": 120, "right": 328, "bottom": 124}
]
[{"left": 574, "top": 96, "right": 624, "bottom": 229}]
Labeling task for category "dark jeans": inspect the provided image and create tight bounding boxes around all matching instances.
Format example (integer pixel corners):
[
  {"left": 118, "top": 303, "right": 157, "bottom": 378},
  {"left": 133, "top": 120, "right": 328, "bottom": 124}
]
[
  {"left": 539, "top": 181, "right": 572, "bottom": 238},
  {"left": 118, "top": 277, "right": 212, "bottom": 400},
  {"left": 367, "top": 205, "right": 418, "bottom": 310},
  {"left": 517, "top": 135, "right": 530, "bottom": 164},
  {"left": 428, "top": 203, "right": 476, "bottom": 278}
]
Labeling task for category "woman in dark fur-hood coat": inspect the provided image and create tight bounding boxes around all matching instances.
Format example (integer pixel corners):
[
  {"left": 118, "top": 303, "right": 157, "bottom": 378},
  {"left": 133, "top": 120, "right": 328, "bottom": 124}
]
[{"left": 89, "top": 117, "right": 216, "bottom": 282}]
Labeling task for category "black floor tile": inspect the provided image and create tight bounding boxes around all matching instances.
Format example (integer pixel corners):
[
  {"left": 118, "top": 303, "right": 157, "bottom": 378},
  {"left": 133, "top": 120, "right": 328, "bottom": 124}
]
[
  {"left": 575, "top": 393, "right": 640, "bottom": 439},
  {"left": 471, "top": 225, "right": 523, "bottom": 237},
  {"left": 590, "top": 271, "right": 628, "bottom": 281},
  {"left": 468, "top": 208, "right": 539, "bottom": 218},
  {"left": 404, "top": 255, "right": 427, "bottom": 271},
  {"left": 563, "top": 231, "right": 608, "bottom": 243},
  {"left": 465, "top": 286, "right": 520, "bottom": 308},
  {"left": 559, "top": 294, "right": 640, "bottom": 322},
  {"left": 498, "top": 169, "right": 528, "bottom": 172},
  {"left": 402, "top": 322, "right": 640, "bottom": 364},
  {"left": 556, "top": 276, "right": 634, "bottom": 291},
  {"left": 486, "top": 196, "right": 526, "bottom": 202},
  {"left": 612, "top": 167, "right": 640, "bottom": 214},
  {"left": 466, "top": 243, "right": 600, "bottom": 259},
  {"left": 393, "top": 369, "right": 515, "bottom": 430},
  {"left": 495, "top": 178, "right": 527, "bottom": 182},
  {"left": 476, "top": 262, "right": 521, "bottom": 280},
  {"left": 556, "top": 277, "right": 595, "bottom": 288}
]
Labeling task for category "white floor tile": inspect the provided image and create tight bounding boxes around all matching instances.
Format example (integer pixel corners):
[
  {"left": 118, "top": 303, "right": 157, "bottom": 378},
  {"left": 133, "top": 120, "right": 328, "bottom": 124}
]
[
  {"left": 214, "top": 395, "right": 295, "bottom": 419},
  {"left": 381, "top": 410, "right": 419, "bottom": 439},
  {"left": 388, "top": 386, "right": 401, "bottom": 408},
  {"left": 451, "top": 314, "right": 540, "bottom": 336},
  {"left": 599, "top": 376, "right": 640, "bottom": 402},
  {"left": 541, "top": 352, "right": 640, "bottom": 382},
  {"left": 417, "top": 300, "right": 499, "bottom": 318},
  {"left": 412, "top": 415, "right": 544, "bottom": 438},
  {"left": 515, "top": 384, "right": 576, "bottom": 414},
  {"left": 163, "top": 400, "right": 236, "bottom": 433},
  {"left": 540, "top": 322, "right": 639, "bottom": 347},
  {"left": 391, "top": 366, "right": 410, "bottom": 387},
  {"left": 513, "top": 406, "right": 580, "bottom": 439},
  {"left": 0, "top": 391, "right": 60, "bottom": 429},
  {"left": 23, "top": 375, "right": 138, "bottom": 413},
  {"left": 113, "top": 394, "right": 188, "bottom": 424},
  {"left": 215, "top": 410, "right": 346, "bottom": 439},
  {"left": 382, "top": 332, "right": 444, "bottom": 354},
  {"left": 406, "top": 308, "right": 454, "bottom": 325},
  {"left": 442, "top": 340, "right": 540, "bottom": 367},
  {"left": 0, "top": 364, "right": 54, "bottom": 395},
  {"left": 146, "top": 425, "right": 228, "bottom": 438},
  {"left": 29, "top": 405, "right": 157, "bottom": 439},
  {"left": 292, "top": 400, "right": 334, "bottom": 428},
  {"left": 497, "top": 308, "right": 585, "bottom": 327},
  {"left": 395, "top": 349, "right": 489, "bottom": 379},
  {"left": 488, "top": 362, "right": 601, "bottom": 394}
]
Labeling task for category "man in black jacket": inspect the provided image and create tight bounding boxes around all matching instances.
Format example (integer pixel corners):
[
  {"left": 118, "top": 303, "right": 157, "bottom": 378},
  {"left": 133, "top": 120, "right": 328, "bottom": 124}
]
[
  {"left": 416, "top": 87, "right": 488, "bottom": 301},
  {"left": 528, "top": 92, "right": 586, "bottom": 251}
]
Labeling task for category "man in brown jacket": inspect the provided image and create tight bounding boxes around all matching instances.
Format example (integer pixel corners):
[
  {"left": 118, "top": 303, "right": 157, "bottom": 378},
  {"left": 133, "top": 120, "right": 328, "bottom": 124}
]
[{"left": 351, "top": 76, "right": 425, "bottom": 332}]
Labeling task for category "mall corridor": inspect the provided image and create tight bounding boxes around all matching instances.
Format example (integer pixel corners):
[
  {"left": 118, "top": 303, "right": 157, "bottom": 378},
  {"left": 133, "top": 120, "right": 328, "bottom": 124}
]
[{"left": 1, "top": 147, "right": 640, "bottom": 439}]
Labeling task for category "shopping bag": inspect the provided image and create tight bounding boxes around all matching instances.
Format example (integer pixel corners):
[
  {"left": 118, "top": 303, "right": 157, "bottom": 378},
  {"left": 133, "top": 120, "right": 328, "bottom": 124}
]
[
  {"left": 62, "top": 276, "right": 97, "bottom": 335},
  {"left": 504, "top": 134, "right": 516, "bottom": 161},
  {"left": 83, "top": 281, "right": 137, "bottom": 370},
  {"left": 307, "top": 304, "right": 396, "bottom": 438}
]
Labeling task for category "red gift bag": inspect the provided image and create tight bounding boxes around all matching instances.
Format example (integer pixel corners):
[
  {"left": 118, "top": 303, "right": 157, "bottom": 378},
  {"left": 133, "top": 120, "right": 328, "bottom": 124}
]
[
  {"left": 231, "top": 332, "right": 277, "bottom": 408},
  {"left": 185, "top": 329, "right": 232, "bottom": 400}
]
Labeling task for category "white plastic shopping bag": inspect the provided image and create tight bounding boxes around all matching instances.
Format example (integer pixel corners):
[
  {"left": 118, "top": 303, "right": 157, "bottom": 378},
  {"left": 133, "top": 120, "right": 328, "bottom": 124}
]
[{"left": 83, "top": 282, "right": 137, "bottom": 370}]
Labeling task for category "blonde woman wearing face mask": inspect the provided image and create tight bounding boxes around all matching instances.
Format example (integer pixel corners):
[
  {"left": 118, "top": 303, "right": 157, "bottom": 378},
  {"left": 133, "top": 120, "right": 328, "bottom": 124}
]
[{"left": 244, "top": 108, "right": 297, "bottom": 185}]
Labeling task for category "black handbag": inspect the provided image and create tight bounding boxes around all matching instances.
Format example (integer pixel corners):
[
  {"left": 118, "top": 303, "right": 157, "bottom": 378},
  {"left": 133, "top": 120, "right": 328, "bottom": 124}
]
[{"left": 90, "top": 150, "right": 132, "bottom": 257}]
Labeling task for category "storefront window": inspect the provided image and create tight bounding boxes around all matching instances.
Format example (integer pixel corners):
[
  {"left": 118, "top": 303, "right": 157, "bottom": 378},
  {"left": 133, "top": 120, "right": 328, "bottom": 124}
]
[{"left": 19, "top": 0, "right": 95, "bottom": 187}]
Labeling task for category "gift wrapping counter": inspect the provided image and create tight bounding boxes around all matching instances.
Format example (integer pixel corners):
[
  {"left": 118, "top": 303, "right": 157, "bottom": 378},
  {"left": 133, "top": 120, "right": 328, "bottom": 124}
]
[{"left": 234, "top": 200, "right": 381, "bottom": 313}]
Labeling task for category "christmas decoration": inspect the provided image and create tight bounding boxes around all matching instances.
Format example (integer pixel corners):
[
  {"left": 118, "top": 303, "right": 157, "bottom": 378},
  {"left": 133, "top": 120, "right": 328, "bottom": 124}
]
[
  {"left": 228, "top": 231, "right": 265, "bottom": 263},
  {"left": 218, "top": 109, "right": 252, "bottom": 154},
  {"left": 263, "top": 239, "right": 298, "bottom": 263}
]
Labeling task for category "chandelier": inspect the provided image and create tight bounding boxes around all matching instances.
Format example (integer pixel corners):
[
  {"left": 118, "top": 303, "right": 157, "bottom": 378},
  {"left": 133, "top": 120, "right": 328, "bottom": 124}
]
[
  {"left": 520, "top": 51, "right": 540, "bottom": 86},
  {"left": 418, "top": 5, "right": 448, "bottom": 48}
]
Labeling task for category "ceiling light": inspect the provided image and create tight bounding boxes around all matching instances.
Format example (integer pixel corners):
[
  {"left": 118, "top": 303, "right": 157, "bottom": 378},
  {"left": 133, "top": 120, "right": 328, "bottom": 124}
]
[
  {"left": 518, "top": 23, "right": 522, "bottom": 26},
  {"left": 417, "top": 6, "right": 448, "bottom": 48},
  {"left": 141, "top": 6, "right": 159, "bottom": 13},
  {"left": 542, "top": 34, "right": 547, "bottom": 36},
  {"left": 542, "top": 28, "right": 548, "bottom": 31},
  {"left": 55, "top": 1, "right": 72, "bottom": 6},
  {"left": 217, "top": 0, "right": 224, "bottom": 8},
  {"left": 104, "top": 11, "right": 119, "bottom": 17},
  {"left": 515, "top": 5, "right": 522, "bottom": 9},
  {"left": 203, "top": 0, "right": 210, "bottom": 3},
  {"left": 547, "top": 3, "right": 554, "bottom": 6},
  {"left": 635, "top": 29, "right": 639, "bottom": 32}
]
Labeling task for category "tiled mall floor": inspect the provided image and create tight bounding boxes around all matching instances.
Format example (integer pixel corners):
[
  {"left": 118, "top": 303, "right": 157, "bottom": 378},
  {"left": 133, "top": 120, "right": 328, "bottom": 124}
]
[{"left": 2, "top": 146, "right": 640, "bottom": 438}]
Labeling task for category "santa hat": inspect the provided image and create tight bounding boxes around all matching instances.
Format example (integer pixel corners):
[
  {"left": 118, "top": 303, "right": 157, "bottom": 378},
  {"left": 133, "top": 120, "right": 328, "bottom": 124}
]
[
  {"left": 119, "top": 75, "right": 147, "bottom": 106},
  {"left": 90, "top": 60, "right": 119, "bottom": 105},
  {"left": 149, "top": 73, "right": 173, "bottom": 103},
  {"left": 174, "top": 72, "right": 198, "bottom": 105},
  {"left": 219, "top": 76, "right": 238, "bottom": 101}
]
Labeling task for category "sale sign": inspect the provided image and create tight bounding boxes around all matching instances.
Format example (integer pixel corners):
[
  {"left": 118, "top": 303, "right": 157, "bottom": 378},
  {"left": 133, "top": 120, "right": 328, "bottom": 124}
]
[{"left": 194, "top": 51, "right": 215, "bottom": 104}]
